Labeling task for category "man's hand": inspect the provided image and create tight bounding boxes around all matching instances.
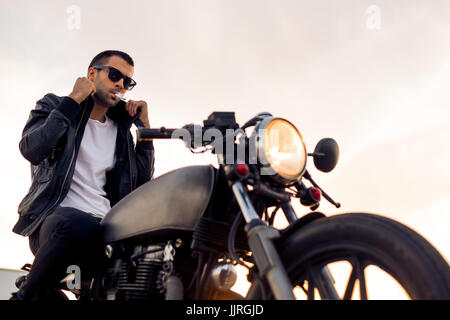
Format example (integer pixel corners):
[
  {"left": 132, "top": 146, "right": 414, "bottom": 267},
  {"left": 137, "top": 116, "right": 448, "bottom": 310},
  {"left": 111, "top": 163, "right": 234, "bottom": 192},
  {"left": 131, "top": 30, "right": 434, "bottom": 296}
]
[
  {"left": 125, "top": 100, "right": 150, "bottom": 128},
  {"left": 68, "top": 77, "right": 96, "bottom": 104}
]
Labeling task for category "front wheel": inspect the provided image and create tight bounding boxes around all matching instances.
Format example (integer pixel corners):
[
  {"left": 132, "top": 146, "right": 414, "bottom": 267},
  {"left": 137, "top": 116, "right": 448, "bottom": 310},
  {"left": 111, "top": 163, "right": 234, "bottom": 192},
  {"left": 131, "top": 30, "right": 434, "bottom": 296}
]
[{"left": 266, "top": 213, "right": 449, "bottom": 299}]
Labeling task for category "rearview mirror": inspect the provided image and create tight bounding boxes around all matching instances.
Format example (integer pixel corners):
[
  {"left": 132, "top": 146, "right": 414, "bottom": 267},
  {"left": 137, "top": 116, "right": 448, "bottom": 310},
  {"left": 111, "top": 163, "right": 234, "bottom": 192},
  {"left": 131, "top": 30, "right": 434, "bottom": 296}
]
[{"left": 312, "top": 138, "right": 339, "bottom": 173}]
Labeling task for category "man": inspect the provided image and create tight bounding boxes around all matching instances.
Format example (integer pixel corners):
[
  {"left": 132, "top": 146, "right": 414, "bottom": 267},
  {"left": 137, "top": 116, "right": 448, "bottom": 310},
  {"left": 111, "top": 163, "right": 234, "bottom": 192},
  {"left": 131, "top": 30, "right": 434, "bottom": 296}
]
[{"left": 11, "top": 50, "right": 155, "bottom": 299}]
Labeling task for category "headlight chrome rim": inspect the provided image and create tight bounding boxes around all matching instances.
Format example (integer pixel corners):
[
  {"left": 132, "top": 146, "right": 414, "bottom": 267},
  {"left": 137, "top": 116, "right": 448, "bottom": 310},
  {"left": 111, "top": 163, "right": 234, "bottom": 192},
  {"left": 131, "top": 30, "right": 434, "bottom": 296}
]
[{"left": 254, "top": 117, "right": 307, "bottom": 186}]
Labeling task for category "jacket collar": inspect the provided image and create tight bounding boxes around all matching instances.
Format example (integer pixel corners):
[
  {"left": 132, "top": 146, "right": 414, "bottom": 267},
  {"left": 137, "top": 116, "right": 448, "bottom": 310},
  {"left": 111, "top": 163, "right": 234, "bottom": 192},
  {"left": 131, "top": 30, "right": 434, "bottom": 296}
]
[
  {"left": 83, "top": 96, "right": 137, "bottom": 130},
  {"left": 106, "top": 100, "right": 135, "bottom": 129}
]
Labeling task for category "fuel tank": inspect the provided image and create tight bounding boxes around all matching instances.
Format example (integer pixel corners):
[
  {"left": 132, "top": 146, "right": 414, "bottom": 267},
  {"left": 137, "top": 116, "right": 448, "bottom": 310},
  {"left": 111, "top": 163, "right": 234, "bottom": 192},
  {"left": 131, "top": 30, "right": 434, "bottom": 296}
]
[{"left": 102, "top": 165, "right": 215, "bottom": 242}]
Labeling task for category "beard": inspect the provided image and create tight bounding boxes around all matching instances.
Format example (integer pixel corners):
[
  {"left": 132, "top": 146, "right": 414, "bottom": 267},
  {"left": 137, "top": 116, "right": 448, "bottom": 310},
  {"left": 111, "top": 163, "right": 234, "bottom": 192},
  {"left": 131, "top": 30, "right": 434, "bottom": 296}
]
[{"left": 93, "top": 87, "right": 119, "bottom": 108}]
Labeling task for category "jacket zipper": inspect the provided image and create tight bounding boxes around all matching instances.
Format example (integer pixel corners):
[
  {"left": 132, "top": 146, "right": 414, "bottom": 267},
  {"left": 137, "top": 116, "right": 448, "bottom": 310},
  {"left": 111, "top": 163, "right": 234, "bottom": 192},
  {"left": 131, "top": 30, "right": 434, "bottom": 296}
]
[
  {"left": 127, "top": 113, "right": 141, "bottom": 192},
  {"left": 126, "top": 130, "right": 133, "bottom": 192},
  {"left": 60, "top": 105, "right": 88, "bottom": 196}
]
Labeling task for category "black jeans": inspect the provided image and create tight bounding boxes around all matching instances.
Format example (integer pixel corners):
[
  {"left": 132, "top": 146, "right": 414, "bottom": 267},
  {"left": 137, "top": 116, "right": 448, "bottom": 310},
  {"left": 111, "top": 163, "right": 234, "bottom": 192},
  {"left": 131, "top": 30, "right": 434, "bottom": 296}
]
[{"left": 22, "top": 206, "right": 103, "bottom": 299}]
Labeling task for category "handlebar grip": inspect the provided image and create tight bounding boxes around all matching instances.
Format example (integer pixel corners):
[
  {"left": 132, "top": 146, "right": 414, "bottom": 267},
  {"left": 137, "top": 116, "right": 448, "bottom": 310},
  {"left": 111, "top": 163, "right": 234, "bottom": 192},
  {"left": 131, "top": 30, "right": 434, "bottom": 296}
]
[{"left": 137, "top": 127, "right": 177, "bottom": 141}]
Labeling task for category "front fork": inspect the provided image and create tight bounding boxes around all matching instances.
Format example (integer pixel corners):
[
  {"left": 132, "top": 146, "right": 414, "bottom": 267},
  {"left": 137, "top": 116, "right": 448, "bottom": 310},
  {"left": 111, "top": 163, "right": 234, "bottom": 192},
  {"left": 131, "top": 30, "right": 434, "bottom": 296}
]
[
  {"left": 231, "top": 181, "right": 339, "bottom": 300},
  {"left": 231, "top": 181, "right": 295, "bottom": 300}
]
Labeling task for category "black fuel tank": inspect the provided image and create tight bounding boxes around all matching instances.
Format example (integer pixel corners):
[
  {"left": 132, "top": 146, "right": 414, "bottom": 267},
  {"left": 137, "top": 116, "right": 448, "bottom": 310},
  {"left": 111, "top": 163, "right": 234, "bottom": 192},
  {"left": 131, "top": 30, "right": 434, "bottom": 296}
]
[{"left": 102, "top": 165, "right": 215, "bottom": 242}]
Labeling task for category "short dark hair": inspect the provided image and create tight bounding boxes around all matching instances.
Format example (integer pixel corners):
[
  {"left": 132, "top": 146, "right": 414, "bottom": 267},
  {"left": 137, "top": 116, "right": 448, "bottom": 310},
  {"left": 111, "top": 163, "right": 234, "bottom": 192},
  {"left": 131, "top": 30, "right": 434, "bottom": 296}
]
[{"left": 88, "top": 50, "right": 134, "bottom": 68}]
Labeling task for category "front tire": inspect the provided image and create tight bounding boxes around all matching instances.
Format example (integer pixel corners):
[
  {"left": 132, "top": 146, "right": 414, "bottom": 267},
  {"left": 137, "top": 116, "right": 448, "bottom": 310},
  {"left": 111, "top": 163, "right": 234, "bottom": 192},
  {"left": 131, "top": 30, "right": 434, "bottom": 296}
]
[{"left": 273, "top": 213, "right": 449, "bottom": 299}]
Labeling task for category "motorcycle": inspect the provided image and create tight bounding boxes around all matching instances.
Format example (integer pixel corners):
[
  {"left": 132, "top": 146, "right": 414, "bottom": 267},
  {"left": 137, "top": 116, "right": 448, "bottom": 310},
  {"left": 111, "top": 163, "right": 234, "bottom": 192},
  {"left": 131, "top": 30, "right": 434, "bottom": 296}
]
[{"left": 16, "top": 111, "right": 450, "bottom": 300}]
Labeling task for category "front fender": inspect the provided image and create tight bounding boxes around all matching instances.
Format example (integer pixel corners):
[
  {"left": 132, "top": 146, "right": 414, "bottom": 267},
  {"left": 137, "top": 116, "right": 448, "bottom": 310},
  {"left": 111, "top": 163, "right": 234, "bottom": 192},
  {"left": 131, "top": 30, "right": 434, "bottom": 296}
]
[{"left": 276, "top": 211, "right": 326, "bottom": 247}]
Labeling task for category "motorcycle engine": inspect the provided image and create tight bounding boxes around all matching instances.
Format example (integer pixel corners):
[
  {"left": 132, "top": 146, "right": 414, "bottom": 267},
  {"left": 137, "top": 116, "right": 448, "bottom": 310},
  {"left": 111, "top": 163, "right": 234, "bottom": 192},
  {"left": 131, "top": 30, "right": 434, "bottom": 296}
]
[{"left": 105, "top": 243, "right": 177, "bottom": 300}]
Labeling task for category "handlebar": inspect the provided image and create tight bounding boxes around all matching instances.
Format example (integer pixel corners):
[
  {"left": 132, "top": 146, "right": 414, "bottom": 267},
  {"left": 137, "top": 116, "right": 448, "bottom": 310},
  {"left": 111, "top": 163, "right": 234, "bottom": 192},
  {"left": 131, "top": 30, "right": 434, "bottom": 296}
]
[
  {"left": 137, "top": 111, "right": 241, "bottom": 143},
  {"left": 137, "top": 127, "right": 179, "bottom": 141},
  {"left": 137, "top": 125, "right": 205, "bottom": 150}
]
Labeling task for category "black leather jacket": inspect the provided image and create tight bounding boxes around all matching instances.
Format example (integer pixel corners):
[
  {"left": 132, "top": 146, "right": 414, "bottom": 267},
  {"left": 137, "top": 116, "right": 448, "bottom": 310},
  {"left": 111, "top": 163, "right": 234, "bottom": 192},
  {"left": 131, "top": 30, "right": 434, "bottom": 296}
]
[{"left": 13, "top": 94, "right": 155, "bottom": 236}]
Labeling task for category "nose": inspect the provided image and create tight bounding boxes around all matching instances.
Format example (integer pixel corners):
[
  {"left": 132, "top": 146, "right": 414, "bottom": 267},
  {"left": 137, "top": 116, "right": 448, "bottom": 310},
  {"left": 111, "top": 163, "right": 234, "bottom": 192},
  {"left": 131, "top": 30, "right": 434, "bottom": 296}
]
[{"left": 114, "top": 78, "right": 125, "bottom": 90}]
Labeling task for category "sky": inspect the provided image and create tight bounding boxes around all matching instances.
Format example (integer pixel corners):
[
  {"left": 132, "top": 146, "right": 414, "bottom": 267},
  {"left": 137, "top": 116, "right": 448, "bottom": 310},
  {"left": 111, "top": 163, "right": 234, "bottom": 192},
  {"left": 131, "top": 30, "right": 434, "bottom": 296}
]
[{"left": 0, "top": 0, "right": 449, "bottom": 298}]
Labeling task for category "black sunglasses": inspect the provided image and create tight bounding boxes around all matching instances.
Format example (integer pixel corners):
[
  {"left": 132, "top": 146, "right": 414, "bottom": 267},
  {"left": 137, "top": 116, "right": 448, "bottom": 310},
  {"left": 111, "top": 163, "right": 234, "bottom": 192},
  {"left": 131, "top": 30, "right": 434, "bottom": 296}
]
[{"left": 92, "top": 65, "right": 137, "bottom": 90}]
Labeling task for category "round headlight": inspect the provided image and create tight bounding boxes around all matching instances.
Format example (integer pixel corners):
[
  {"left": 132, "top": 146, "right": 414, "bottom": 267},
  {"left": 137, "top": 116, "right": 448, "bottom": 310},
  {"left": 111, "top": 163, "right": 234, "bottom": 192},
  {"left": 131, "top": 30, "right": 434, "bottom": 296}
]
[{"left": 255, "top": 117, "right": 307, "bottom": 185}]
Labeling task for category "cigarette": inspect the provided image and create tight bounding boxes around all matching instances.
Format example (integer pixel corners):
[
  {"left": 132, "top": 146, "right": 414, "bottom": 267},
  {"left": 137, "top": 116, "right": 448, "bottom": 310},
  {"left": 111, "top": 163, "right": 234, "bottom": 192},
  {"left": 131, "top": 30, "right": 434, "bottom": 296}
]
[{"left": 115, "top": 93, "right": 128, "bottom": 102}]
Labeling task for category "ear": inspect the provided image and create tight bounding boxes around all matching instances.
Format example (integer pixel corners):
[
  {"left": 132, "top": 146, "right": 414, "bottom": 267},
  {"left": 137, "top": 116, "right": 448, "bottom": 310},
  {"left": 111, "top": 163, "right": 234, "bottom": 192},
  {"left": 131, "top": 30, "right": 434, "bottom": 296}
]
[{"left": 87, "top": 67, "right": 96, "bottom": 82}]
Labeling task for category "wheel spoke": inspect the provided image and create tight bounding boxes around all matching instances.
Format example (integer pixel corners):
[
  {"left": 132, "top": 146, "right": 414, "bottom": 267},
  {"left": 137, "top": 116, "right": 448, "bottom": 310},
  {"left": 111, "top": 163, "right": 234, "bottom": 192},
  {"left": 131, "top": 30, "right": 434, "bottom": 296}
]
[
  {"left": 300, "top": 282, "right": 308, "bottom": 295},
  {"left": 307, "top": 284, "right": 315, "bottom": 300},
  {"left": 304, "top": 264, "right": 339, "bottom": 300},
  {"left": 343, "top": 256, "right": 368, "bottom": 300},
  {"left": 357, "top": 261, "right": 368, "bottom": 300},
  {"left": 298, "top": 255, "right": 373, "bottom": 300},
  {"left": 343, "top": 266, "right": 357, "bottom": 300},
  {"left": 306, "top": 265, "right": 316, "bottom": 300},
  {"left": 319, "top": 266, "right": 340, "bottom": 300}
]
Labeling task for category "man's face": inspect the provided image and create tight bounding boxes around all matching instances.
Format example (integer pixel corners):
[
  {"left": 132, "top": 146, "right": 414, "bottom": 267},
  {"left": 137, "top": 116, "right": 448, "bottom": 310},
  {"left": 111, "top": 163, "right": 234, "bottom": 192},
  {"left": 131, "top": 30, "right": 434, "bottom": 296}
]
[{"left": 89, "top": 55, "right": 134, "bottom": 108}]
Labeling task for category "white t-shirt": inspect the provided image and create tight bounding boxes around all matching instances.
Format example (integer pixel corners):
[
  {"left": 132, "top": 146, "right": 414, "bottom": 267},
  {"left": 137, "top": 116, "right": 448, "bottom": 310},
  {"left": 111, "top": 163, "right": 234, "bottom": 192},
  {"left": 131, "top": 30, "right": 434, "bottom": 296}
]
[{"left": 60, "top": 115, "right": 118, "bottom": 218}]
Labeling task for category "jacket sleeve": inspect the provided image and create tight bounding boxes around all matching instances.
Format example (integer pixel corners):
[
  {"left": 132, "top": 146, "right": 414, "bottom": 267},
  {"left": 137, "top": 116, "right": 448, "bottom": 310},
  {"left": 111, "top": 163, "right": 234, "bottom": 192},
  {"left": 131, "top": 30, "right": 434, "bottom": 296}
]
[
  {"left": 19, "top": 94, "right": 82, "bottom": 165},
  {"left": 135, "top": 139, "right": 155, "bottom": 187}
]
